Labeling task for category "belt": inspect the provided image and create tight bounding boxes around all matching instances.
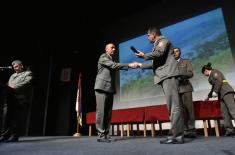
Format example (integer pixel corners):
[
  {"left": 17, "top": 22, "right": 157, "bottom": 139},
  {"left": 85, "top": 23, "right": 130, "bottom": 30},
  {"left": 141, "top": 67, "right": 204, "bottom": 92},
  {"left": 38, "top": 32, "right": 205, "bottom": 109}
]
[{"left": 222, "top": 80, "right": 229, "bottom": 83}]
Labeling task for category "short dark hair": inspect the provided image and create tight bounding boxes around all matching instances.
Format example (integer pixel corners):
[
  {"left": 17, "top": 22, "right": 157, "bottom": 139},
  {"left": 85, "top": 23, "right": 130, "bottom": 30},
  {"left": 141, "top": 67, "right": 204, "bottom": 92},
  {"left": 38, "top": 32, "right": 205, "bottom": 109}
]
[
  {"left": 201, "top": 62, "right": 212, "bottom": 74},
  {"left": 147, "top": 27, "right": 162, "bottom": 35},
  {"left": 173, "top": 47, "right": 181, "bottom": 53}
]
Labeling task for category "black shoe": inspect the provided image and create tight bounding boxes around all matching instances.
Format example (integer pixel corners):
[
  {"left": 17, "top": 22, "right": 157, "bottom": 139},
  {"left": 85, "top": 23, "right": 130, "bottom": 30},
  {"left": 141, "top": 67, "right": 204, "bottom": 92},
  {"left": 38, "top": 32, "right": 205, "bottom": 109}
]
[
  {"left": 160, "top": 138, "right": 170, "bottom": 144},
  {"left": 224, "top": 131, "right": 235, "bottom": 137},
  {"left": 0, "top": 136, "right": 7, "bottom": 142},
  {"left": 0, "top": 129, "right": 11, "bottom": 142},
  {"left": 0, "top": 134, "right": 11, "bottom": 142},
  {"left": 184, "top": 132, "right": 197, "bottom": 138},
  {"left": 5, "top": 135, "right": 19, "bottom": 142},
  {"left": 97, "top": 138, "right": 111, "bottom": 143},
  {"left": 160, "top": 138, "right": 184, "bottom": 144},
  {"left": 105, "top": 135, "right": 112, "bottom": 140}
]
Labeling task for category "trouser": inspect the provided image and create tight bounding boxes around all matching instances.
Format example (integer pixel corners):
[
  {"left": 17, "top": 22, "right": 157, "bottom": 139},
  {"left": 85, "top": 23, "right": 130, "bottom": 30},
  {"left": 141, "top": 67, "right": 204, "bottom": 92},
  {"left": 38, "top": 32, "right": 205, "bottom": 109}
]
[
  {"left": 180, "top": 91, "right": 195, "bottom": 131},
  {"left": 161, "top": 77, "right": 184, "bottom": 139},
  {"left": 95, "top": 90, "right": 113, "bottom": 138},
  {"left": 1, "top": 93, "right": 21, "bottom": 138},
  {"left": 221, "top": 93, "right": 235, "bottom": 132}
]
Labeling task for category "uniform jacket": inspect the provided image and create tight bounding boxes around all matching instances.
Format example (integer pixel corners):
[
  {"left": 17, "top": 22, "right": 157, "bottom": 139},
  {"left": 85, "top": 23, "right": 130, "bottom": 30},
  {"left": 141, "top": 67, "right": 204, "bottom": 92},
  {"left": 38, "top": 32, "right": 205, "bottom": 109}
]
[
  {"left": 8, "top": 70, "right": 33, "bottom": 102},
  {"left": 141, "top": 36, "right": 179, "bottom": 84},
  {"left": 8, "top": 70, "right": 33, "bottom": 92},
  {"left": 94, "top": 53, "right": 128, "bottom": 94},
  {"left": 177, "top": 58, "right": 193, "bottom": 93},
  {"left": 208, "top": 69, "right": 234, "bottom": 98}
]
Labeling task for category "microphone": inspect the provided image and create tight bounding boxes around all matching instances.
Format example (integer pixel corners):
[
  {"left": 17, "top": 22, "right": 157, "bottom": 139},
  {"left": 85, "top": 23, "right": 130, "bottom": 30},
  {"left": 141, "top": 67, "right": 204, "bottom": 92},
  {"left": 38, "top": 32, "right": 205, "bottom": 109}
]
[
  {"left": 0, "top": 66, "right": 12, "bottom": 70},
  {"left": 130, "top": 46, "right": 140, "bottom": 54}
]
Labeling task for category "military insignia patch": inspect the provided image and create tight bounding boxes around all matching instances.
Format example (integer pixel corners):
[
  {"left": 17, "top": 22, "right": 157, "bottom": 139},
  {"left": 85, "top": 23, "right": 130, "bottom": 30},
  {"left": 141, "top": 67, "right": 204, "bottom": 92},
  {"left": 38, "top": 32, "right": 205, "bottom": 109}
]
[
  {"left": 158, "top": 41, "right": 164, "bottom": 48},
  {"left": 214, "top": 73, "right": 218, "bottom": 78}
]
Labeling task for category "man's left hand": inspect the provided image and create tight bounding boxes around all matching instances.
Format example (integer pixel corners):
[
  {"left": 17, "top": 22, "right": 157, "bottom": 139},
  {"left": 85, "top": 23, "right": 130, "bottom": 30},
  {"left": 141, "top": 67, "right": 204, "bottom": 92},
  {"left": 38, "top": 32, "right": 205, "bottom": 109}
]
[{"left": 135, "top": 52, "right": 144, "bottom": 58}]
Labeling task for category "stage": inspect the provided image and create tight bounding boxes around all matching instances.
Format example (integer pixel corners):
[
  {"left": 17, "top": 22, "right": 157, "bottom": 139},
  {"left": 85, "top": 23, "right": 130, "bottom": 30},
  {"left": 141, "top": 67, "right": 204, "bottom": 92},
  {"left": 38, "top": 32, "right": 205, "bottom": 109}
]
[{"left": 0, "top": 136, "right": 234, "bottom": 155}]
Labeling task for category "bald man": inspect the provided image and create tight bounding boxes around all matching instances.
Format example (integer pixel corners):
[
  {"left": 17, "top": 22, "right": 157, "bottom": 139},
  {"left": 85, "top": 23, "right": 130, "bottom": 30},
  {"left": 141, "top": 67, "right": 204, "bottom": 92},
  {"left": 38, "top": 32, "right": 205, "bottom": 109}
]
[{"left": 94, "top": 43, "right": 137, "bottom": 142}]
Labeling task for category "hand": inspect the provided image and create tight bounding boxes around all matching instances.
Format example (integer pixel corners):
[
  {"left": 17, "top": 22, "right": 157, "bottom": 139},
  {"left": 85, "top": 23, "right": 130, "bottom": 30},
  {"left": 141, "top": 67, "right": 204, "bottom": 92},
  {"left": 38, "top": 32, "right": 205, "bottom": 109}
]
[
  {"left": 212, "top": 92, "right": 218, "bottom": 98},
  {"left": 128, "top": 62, "right": 139, "bottom": 69},
  {"left": 135, "top": 51, "right": 144, "bottom": 58},
  {"left": 203, "top": 97, "right": 209, "bottom": 101},
  {"left": 177, "top": 76, "right": 183, "bottom": 82}
]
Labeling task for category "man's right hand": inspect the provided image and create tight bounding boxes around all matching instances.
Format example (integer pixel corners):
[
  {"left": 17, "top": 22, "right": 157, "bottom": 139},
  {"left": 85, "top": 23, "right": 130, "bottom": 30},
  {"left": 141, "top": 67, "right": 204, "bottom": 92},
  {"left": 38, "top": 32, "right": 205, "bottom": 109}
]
[{"left": 128, "top": 62, "right": 139, "bottom": 69}]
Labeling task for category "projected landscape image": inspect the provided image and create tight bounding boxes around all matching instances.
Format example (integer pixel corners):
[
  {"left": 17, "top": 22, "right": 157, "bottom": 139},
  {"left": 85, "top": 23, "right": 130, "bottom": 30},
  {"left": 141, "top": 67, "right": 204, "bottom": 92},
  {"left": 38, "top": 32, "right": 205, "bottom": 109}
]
[{"left": 117, "top": 8, "right": 235, "bottom": 108}]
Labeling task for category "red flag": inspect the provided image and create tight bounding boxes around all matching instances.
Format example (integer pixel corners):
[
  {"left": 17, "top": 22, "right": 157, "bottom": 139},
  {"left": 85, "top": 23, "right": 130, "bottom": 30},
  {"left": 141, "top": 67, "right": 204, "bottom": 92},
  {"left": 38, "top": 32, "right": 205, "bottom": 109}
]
[{"left": 75, "top": 73, "right": 82, "bottom": 126}]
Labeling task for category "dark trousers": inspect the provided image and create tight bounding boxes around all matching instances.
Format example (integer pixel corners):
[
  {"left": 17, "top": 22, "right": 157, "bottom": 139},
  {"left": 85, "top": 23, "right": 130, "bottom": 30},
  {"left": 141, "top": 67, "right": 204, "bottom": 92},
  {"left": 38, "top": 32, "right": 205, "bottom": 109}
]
[
  {"left": 95, "top": 90, "right": 113, "bottom": 138},
  {"left": 1, "top": 92, "right": 24, "bottom": 138}
]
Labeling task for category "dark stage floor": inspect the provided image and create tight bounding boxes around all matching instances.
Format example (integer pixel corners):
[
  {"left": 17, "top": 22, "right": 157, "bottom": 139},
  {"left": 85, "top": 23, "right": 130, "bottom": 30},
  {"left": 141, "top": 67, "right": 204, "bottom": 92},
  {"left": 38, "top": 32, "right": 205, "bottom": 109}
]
[{"left": 0, "top": 136, "right": 234, "bottom": 155}]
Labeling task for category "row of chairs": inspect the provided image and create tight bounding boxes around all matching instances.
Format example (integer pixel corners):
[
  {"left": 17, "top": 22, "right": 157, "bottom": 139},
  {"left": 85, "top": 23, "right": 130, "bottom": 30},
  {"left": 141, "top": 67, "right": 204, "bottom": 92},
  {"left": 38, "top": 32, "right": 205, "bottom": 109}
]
[{"left": 86, "top": 100, "right": 224, "bottom": 137}]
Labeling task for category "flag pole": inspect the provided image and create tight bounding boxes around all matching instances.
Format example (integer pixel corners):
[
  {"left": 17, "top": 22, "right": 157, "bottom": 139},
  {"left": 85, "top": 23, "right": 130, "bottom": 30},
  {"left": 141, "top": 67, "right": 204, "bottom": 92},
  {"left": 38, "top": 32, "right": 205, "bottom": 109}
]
[
  {"left": 73, "top": 116, "right": 81, "bottom": 137},
  {"left": 73, "top": 73, "right": 82, "bottom": 137}
]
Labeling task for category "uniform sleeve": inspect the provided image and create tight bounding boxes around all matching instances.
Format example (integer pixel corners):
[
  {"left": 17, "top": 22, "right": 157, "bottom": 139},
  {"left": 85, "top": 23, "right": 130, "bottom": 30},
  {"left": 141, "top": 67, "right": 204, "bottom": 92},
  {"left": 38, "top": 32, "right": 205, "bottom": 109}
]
[
  {"left": 212, "top": 72, "right": 223, "bottom": 93},
  {"left": 208, "top": 85, "right": 214, "bottom": 98},
  {"left": 182, "top": 60, "right": 193, "bottom": 79},
  {"left": 140, "top": 63, "right": 153, "bottom": 69},
  {"left": 143, "top": 39, "right": 169, "bottom": 60},
  {"left": 99, "top": 54, "right": 129, "bottom": 70}
]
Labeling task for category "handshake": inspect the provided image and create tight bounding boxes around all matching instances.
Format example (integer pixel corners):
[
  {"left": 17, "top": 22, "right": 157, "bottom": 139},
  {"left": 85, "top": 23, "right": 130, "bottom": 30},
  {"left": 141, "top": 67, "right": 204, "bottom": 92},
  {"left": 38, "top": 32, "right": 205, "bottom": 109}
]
[{"left": 128, "top": 62, "right": 141, "bottom": 69}]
